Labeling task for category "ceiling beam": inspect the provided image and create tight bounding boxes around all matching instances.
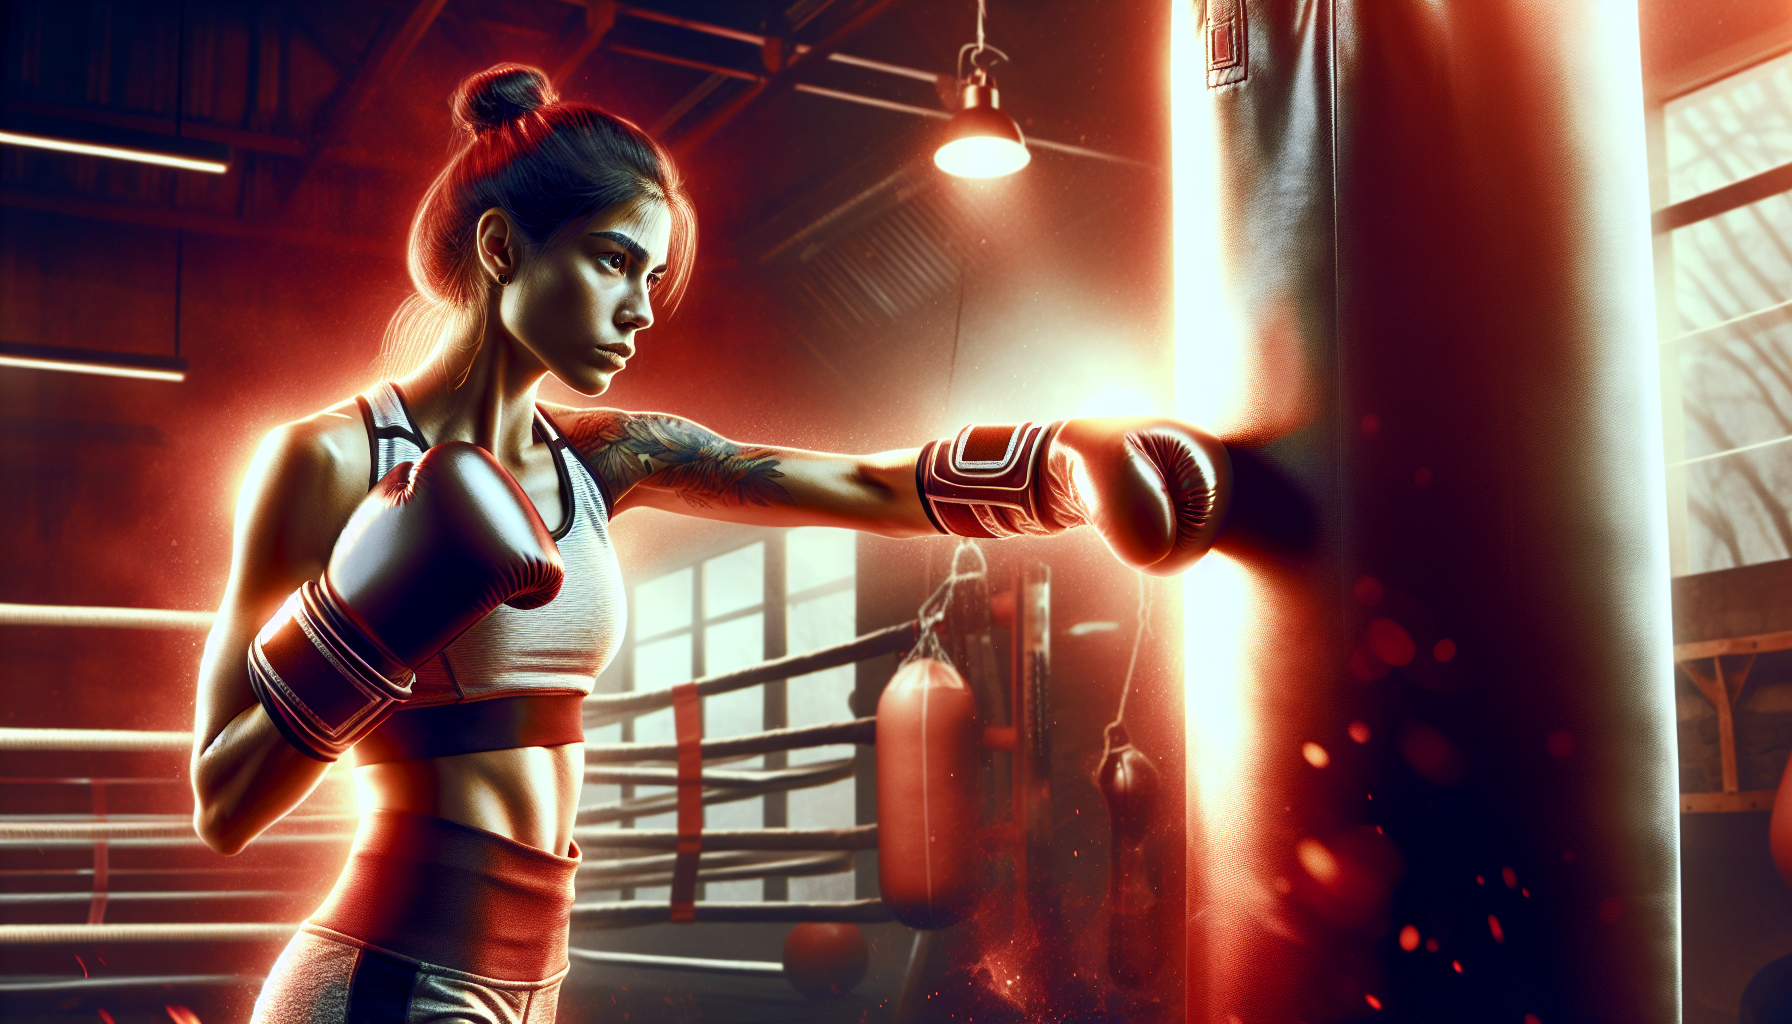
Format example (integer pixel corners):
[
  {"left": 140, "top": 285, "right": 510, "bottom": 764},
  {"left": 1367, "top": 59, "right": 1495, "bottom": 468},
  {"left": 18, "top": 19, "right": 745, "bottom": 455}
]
[
  {"left": 671, "top": 0, "right": 903, "bottom": 157},
  {"left": 551, "top": 1, "right": 619, "bottom": 86},
  {"left": 4, "top": 100, "right": 305, "bottom": 158},
  {"left": 0, "top": 189, "right": 391, "bottom": 257},
  {"left": 309, "top": 0, "right": 449, "bottom": 158}
]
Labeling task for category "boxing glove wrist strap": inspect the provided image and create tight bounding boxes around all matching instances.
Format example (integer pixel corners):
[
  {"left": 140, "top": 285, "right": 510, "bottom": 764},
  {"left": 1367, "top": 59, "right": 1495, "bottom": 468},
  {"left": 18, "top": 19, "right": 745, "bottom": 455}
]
[
  {"left": 247, "top": 580, "right": 415, "bottom": 762},
  {"left": 916, "top": 421, "right": 1078, "bottom": 539}
]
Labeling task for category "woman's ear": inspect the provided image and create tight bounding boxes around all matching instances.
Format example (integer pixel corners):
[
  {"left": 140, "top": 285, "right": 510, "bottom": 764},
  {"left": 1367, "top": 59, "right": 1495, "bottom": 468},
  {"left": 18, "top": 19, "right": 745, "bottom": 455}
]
[{"left": 475, "top": 208, "right": 518, "bottom": 285}]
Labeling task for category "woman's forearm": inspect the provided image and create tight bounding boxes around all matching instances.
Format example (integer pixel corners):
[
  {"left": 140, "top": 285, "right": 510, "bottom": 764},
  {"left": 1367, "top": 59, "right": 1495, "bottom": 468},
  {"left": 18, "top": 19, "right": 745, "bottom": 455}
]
[{"left": 192, "top": 701, "right": 332, "bottom": 855}]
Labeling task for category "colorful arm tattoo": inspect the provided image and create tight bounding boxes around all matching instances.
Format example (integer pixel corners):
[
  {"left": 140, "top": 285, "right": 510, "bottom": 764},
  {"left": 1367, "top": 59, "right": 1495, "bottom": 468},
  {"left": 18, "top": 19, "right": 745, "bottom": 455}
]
[{"left": 564, "top": 410, "right": 792, "bottom": 510}]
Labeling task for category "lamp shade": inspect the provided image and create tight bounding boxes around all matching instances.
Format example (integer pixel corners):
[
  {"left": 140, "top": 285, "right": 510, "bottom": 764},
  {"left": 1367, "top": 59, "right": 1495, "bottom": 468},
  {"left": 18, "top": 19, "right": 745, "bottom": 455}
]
[{"left": 934, "top": 82, "right": 1030, "bottom": 178}]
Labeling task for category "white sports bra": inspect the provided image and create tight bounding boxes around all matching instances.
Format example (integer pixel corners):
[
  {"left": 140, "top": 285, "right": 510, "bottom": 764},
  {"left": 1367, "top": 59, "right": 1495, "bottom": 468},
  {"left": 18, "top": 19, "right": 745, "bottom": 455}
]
[{"left": 350, "top": 382, "right": 626, "bottom": 764}]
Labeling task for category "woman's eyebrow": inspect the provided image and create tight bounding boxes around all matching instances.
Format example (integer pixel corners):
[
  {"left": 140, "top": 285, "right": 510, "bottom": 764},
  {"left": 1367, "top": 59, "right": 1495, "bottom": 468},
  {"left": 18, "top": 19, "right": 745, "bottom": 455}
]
[{"left": 588, "top": 230, "right": 649, "bottom": 262}]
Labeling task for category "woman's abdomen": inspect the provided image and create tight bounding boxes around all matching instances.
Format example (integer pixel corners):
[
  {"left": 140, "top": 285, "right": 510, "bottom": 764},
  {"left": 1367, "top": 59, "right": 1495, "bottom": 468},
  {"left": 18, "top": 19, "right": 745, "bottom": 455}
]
[{"left": 354, "top": 742, "right": 583, "bottom": 856}]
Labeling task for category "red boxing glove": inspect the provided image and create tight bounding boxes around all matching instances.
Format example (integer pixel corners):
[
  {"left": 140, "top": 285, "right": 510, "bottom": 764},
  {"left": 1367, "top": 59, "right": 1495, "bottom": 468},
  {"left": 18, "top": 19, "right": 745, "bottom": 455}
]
[
  {"left": 916, "top": 417, "right": 1230, "bottom": 576},
  {"left": 248, "top": 442, "right": 564, "bottom": 761}
]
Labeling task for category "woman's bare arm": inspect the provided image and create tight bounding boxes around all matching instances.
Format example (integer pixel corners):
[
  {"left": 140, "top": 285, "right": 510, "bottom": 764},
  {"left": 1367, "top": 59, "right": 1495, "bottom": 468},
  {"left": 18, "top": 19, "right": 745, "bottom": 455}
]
[
  {"left": 190, "top": 405, "right": 368, "bottom": 854},
  {"left": 552, "top": 407, "right": 936, "bottom": 536}
]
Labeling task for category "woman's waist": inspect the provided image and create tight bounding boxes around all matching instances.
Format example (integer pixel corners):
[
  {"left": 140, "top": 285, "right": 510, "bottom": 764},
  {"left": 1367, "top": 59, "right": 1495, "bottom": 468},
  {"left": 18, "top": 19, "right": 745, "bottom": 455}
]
[
  {"left": 310, "top": 808, "right": 580, "bottom": 982},
  {"left": 355, "top": 742, "right": 582, "bottom": 855}
]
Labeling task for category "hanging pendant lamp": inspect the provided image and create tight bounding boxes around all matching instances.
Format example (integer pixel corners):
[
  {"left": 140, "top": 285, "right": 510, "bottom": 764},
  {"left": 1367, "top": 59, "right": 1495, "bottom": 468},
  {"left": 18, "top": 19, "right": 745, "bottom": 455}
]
[{"left": 934, "top": 1, "right": 1030, "bottom": 179}]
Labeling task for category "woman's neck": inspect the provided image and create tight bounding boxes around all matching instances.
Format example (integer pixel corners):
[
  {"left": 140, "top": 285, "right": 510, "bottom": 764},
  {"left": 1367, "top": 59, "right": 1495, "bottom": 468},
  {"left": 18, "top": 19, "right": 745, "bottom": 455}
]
[{"left": 397, "top": 299, "right": 547, "bottom": 463}]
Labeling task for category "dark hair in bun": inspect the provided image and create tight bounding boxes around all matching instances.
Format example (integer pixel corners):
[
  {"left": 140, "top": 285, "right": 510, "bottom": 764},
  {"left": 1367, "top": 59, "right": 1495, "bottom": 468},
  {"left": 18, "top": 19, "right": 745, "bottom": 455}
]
[
  {"left": 453, "top": 63, "right": 555, "bottom": 134},
  {"left": 381, "top": 62, "right": 696, "bottom": 379}
]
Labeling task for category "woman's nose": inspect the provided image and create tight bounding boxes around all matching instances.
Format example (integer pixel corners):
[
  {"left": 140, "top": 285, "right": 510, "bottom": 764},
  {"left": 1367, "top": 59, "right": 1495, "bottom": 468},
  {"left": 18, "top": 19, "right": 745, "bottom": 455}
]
[{"left": 618, "top": 289, "right": 653, "bottom": 332}]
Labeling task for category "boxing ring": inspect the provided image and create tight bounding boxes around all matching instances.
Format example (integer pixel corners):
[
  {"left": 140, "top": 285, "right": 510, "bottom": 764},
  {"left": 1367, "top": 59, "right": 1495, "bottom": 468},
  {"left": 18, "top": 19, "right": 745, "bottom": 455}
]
[{"left": 0, "top": 552, "right": 1051, "bottom": 1012}]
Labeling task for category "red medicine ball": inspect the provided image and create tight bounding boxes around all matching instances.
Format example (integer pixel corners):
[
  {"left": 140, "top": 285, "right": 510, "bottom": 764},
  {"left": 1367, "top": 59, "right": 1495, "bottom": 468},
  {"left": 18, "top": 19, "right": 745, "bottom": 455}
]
[{"left": 782, "top": 922, "right": 870, "bottom": 999}]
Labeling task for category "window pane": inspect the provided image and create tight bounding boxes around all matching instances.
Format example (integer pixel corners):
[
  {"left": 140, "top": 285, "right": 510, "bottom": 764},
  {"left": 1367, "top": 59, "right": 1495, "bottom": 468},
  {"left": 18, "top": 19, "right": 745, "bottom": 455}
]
[
  {"left": 1687, "top": 444, "right": 1792, "bottom": 571},
  {"left": 1676, "top": 312, "right": 1792, "bottom": 460},
  {"left": 634, "top": 634, "right": 692, "bottom": 691},
  {"left": 632, "top": 633, "right": 691, "bottom": 749},
  {"left": 787, "top": 527, "right": 855, "bottom": 594},
  {"left": 705, "top": 614, "right": 764, "bottom": 677},
  {"left": 704, "top": 613, "right": 765, "bottom": 770},
  {"left": 1672, "top": 193, "right": 1792, "bottom": 332},
  {"left": 704, "top": 543, "right": 764, "bottom": 619},
  {"left": 635, "top": 567, "right": 692, "bottom": 636},
  {"left": 788, "top": 590, "right": 858, "bottom": 768},
  {"left": 1667, "top": 50, "right": 1792, "bottom": 204}
]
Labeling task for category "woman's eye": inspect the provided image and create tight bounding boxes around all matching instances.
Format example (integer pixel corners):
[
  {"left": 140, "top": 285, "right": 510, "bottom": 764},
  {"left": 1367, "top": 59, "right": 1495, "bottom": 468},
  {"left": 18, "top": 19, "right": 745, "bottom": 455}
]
[{"left": 601, "top": 253, "right": 626, "bottom": 271}]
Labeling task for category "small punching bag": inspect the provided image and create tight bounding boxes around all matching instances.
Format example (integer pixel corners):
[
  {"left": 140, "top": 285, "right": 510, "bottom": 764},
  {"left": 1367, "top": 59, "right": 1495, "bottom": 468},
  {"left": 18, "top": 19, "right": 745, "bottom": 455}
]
[{"left": 1181, "top": 1, "right": 1675, "bottom": 1022}]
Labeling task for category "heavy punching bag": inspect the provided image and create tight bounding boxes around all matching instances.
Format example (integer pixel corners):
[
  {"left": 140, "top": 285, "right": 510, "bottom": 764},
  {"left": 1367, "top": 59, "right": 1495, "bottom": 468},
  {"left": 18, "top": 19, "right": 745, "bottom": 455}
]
[{"left": 1179, "top": 2, "right": 1676, "bottom": 1023}]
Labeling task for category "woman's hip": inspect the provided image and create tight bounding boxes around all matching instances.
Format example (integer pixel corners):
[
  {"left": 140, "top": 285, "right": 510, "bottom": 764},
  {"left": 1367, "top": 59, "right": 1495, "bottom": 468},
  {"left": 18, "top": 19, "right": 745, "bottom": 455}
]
[{"left": 250, "top": 924, "right": 566, "bottom": 1024}]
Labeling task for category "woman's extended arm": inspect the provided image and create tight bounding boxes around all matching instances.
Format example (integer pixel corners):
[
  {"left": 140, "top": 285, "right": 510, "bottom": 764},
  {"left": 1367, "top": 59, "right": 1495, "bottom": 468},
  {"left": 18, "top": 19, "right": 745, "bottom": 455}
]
[
  {"left": 190, "top": 408, "right": 369, "bottom": 855},
  {"left": 555, "top": 408, "right": 1231, "bottom": 576},
  {"left": 556, "top": 408, "right": 936, "bottom": 537}
]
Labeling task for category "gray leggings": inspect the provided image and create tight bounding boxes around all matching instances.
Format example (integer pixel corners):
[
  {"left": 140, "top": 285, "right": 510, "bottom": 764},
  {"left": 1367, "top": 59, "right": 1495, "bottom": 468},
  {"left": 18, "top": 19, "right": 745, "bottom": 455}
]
[{"left": 250, "top": 924, "right": 565, "bottom": 1024}]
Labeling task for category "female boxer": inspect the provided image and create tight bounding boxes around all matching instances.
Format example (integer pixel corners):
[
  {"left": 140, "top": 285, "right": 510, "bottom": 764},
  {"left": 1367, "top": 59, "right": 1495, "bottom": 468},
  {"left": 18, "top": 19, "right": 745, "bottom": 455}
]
[{"left": 190, "top": 62, "right": 1228, "bottom": 1023}]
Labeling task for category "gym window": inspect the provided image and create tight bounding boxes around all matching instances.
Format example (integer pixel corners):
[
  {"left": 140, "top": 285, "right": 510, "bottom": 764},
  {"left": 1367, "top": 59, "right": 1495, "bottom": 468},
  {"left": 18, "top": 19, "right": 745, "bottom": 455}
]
[
  {"left": 584, "top": 527, "right": 858, "bottom": 903},
  {"left": 1656, "top": 48, "right": 1792, "bottom": 574}
]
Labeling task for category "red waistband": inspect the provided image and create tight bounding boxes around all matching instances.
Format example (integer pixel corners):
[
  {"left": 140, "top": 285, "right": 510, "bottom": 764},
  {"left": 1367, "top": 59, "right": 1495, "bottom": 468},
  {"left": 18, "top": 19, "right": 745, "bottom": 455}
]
[
  {"left": 352, "top": 693, "right": 586, "bottom": 765},
  {"left": 309, "top": 810, "right": 579, "bottom": 982}
]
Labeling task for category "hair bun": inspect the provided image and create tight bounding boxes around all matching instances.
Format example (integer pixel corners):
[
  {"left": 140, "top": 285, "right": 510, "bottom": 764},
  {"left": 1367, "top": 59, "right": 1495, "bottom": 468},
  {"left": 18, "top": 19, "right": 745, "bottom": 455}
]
[{"left": 453, "top": 63, "right": 556, "bottom": 133}]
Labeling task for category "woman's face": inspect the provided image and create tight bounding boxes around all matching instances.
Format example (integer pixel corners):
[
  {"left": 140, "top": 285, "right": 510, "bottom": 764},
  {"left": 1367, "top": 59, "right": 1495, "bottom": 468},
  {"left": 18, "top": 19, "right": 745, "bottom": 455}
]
[{"left": 501, "top": 199, "right": 673, "bottom": 396}]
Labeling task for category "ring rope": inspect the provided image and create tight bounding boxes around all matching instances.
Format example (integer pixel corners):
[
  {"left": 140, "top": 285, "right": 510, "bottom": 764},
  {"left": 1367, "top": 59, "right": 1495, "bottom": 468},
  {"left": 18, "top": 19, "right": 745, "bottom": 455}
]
[
  {"left": 0, "top": 604, "right": 215, "bottom": 630},
  {"left": 0, "top": 974, "right": 264, "bottom": 992},
  {"left": 583, "top": 621, "right": 917, "bottom": 722},
  {"left": 0, "top": 728, "right": 191, "bottom": 752},
  {"left": 567, "top": 948, "right": 783, "bottom": 977},
  {"left": 576, "top": 824, "right": 877, "bottom": 851},
  {"left": 577, "top": 758, "right": 855, "bottom": 825},
  {"left": 585, "top": 717, "right": 873, "bottom": 763},
  {"left": 571, "top": 898, "right": 892, "bottom": 928},
  {"left": 0, "top": 814, "right": 355, "bottom": 841},
  {"left": 0, "top": 923, "right": 298, "bottom": 944}
]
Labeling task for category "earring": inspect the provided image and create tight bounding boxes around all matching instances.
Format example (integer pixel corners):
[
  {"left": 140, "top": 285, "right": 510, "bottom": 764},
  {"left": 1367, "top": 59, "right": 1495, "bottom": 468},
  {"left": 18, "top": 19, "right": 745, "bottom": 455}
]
[{"left": 497, "top": 274, "right": 510, "bottom": 286}]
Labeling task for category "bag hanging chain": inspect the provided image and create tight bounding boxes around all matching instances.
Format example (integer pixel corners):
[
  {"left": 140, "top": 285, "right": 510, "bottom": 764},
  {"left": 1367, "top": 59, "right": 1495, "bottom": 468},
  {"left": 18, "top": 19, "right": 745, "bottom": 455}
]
[
  {"left": 1098, "top": 573, "right": 1152, "bottom": 770},
  {"left": 904, "top": 539, "right": 988, "bottom": 668}
]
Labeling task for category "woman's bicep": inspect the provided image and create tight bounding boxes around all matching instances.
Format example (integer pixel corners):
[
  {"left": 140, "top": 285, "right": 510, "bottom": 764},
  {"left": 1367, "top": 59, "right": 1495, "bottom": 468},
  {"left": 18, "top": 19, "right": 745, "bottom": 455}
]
[{"left": 193, "top": 424, "right": 356, "bottom": 751}]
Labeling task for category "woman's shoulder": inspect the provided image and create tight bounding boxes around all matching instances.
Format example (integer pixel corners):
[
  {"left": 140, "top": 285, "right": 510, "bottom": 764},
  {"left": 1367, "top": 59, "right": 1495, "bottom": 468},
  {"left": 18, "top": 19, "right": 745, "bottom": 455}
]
[
  {"left": 536, "top": 402, "right": 640, "bottom": 450},
  {"left": 227, "top": 398, "right": 375, "bottom": 577},
  {"left": 247, "top": 398, "right": 373, "bottom": 505}
]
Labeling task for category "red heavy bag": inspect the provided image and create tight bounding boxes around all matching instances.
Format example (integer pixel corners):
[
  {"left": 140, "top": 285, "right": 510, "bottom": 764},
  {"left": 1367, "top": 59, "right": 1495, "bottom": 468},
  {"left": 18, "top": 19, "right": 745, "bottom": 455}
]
[{"left": 876, "top": 657, "right": 980, "bottom": 929}]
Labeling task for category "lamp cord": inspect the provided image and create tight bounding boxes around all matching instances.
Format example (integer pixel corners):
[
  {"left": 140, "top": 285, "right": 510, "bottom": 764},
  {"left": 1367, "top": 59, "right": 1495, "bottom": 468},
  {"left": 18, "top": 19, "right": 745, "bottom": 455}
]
[
  {"left": 957, "top": 1, "right": 1008, "bottom": 84},
  {"left": 1098, "top": 574, "right": 1152, "bottom": 772}
]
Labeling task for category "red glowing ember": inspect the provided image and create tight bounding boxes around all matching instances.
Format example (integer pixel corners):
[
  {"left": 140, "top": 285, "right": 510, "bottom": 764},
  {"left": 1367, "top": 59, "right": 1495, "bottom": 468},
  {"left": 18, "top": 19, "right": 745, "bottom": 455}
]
[
  {"left": 1453, "top": 960, "right": 1464, "bottom": 973},
  {"left": 1400, "top": 720, "right": 1466, "bottom": 785},
  {"left": 1488, "top": 914, "right": 1505, "bottom": 943},
  {"left": 1348, "top": 720, "right": 1372, "bottom": 743},
  {"left": 1547, "top": 729, "right": 1575, "bottom": 759},
  {"left": 1367, "top": 618, "right": 1416, "bottom": 666},
  {"left": 1433, "top": 638, "right": 1456, "bottom": 662},
  {"left": 1502, "top": 866, "right": 1517, "bottom": 888},
  {"left": 1303, "top": 741, "right": 1331, "bottom": 768},
  {"left": 1353, "top": 575, "right": 1384, "bottom": 607},
  {"left": 1365, "top": 993, "right": 1383, "bottom": 1010},
  {"left": 1399, "top": 924, "right": 1420, "bottom": 951},
  {"left": 165, "top": 1007, "right": 202, "bottom": 1024}
]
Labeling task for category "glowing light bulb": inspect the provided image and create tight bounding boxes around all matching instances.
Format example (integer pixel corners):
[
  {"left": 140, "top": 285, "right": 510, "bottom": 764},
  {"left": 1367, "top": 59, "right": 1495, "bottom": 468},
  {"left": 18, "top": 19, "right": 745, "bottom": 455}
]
[
  {"left": 934, "top": 82, "right": 1030, "bottom": 179},
  {"left": 935, "top": 135, "right": 1030, "bottom": 178}
]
